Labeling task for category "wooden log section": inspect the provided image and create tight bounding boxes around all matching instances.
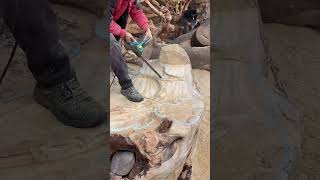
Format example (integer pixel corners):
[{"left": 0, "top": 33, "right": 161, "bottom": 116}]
[{"left": 110, "top": 44, "right": 205, "bottom": 180}]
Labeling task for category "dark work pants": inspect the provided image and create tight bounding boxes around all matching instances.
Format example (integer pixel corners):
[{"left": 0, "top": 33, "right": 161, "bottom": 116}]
[
  {"left": 110, "top": 33, "right": 132, "bottom": 89},
  {"left": 0, "top": 0, "right": 73, "bottom": 86},
  {"left": 110, "top": 4, "right": 132, "bottom": 89}
]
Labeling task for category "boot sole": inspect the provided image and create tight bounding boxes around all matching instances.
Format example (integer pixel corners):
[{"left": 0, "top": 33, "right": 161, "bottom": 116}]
[
  {"left": 120, "top": 91, "right": 144, "bottom": 102},
  {"left": 33, "top": 88, "right": 103, "bottom": 128}
]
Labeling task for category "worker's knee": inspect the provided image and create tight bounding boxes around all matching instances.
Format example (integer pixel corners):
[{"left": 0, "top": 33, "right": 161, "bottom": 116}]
[
  {"left": 110, "top": 33, "right": 116, "bottom": 42},
  {"left": 110, "top": 33, "right": 122, "bottom": 51}
]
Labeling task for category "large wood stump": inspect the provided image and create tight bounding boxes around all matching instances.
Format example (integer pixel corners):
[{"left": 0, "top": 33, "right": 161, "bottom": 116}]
[{"left": 110, "top": 44, "right": 205, "bottom": 179}]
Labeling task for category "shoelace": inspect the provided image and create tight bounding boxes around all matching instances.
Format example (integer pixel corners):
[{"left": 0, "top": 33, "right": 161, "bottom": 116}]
[
  {"left": 128, "top": 87, "right": 139, "bottom": 95},
  {"left": 57, "top": 82, "right": 73, "bottom": 99}
]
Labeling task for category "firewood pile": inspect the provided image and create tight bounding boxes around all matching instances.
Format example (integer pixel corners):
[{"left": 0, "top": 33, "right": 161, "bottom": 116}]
[{"left": 126, "top": 0, "right": 209, "bottom": 42}]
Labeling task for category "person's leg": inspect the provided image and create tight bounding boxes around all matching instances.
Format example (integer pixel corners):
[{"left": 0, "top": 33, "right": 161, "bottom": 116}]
[
  {"left": 110, "top": 33, "right": 143, "bottom": 102},
  {"left": 1, "top": 0, "right": 106, "bottom": 128},
  {"left": 110, "top": 33, "right": 133, "bottom": 89},
  {"left": 2, "top": 0, "right": 72, "bottom": 85}
]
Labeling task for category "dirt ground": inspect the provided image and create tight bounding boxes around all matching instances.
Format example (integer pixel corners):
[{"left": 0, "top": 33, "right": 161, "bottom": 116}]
[
  {"left": 264, "top": 23, "right": 320, "bottom": 179},
  {"left": 192, "top": 69, "right": 210, "bottom": 180}
]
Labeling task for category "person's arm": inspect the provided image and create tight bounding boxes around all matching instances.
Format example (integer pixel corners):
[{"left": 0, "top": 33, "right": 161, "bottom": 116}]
[
  {"left": 129, "top": 2, "right": 149, "bottom": 32},
  {"left": 111, "top": 20, "right": 136, "bottom": 42},
  {"left": 110, "top": 20, "right": 127, "bottom": 38},
  {"left": 109, "top": 0, "right": 127, "bottom": 38}
]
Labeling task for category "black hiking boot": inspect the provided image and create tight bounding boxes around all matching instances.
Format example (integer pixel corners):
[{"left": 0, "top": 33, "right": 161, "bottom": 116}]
[
  {"left": 121, "top": 86, "right": 144, "bottom": 102},
  {"left": 33, "top": 75, "right": 106, "bottom": 128}
]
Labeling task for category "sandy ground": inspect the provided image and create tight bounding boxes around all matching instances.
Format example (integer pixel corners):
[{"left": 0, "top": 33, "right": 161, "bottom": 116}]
[
  {"left": 191, "top": 69, "right": 210, "bottom": 180},
  {"left": 264, "top": 23, "right": 320, "bottom": 179}
]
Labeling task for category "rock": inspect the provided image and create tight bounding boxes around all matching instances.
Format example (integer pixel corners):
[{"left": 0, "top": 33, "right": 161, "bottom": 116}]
[
  {"left": 110, "top": 44, "right": 205, "bottom": 180},
  {"left": 111, "top": 151, "right": 136, "bottom": 176}
]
